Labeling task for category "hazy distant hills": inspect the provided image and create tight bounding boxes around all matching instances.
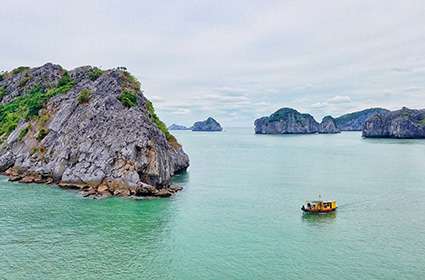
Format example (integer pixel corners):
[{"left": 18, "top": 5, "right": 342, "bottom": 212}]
[{"left": 169, "top": 117, "right": 223, "bottom": 132}]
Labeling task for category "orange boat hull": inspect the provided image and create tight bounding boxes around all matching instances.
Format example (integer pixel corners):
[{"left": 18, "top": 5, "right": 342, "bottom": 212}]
[{"left": 301, "top": 206, "right": 337, "bottom": 213}]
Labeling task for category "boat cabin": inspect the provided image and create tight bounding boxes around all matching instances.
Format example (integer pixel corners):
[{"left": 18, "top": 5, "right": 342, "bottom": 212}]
[{"left": 302, "top": 200, "right": 336, "bottom": 213}]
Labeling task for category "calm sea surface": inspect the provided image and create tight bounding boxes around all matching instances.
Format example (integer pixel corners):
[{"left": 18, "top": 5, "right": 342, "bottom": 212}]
[{"left": 1, "top": 128, "right": 425, "bottom": 279}]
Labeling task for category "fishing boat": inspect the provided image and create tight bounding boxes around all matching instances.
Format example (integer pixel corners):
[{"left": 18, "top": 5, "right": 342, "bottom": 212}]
[{"left": 301, "top": 200, "right": 337, "bottom": 213}]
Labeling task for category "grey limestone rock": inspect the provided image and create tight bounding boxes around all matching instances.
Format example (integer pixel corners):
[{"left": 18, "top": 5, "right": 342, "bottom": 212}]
[
  {"left": 192, "top": 117, "right": 222, "bottom": 131},
  {"left": 0, "top": 63, "right": 189, "bottom": 197},
  {"left": 335, "top": 108, "right": 389, "bottom": 131},
  {"left": 363, "top": 107, "right": 425, "bottom": 139},
  {"left": 168, "top": 124, "right": 190, "bottom": 130},
  {"left": 319, "top": 116, "right": 340, "bottom": 134},
  {"left": 254, "top": 108, "right": 319, "bottom": 134}
]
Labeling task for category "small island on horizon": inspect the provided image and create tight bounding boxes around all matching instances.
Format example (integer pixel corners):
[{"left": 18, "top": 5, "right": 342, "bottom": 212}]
[
  {"left": 169, "top": 117, "right": 223, "bottom": 132},
  {"left": 168, "top": 124, "right": 191, "bottom": 130}
]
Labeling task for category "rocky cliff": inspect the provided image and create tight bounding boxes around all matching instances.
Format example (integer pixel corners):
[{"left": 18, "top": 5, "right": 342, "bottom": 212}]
[
  {"left": 254, "top": 108, "right": 321, "bottom": 134},
  {"left": 192, "top": 117, "right": 222, "bottom": 131},
  {"left": 319, "top": 116, "right": 340, "bottom": 134},
  {"left": 168, "top": 124, "right": 190, "bottom": 130},
  {"left": 363, "top": 107, "right": 425, "bottom": 138},
  {"left": 0, "top": 63, "right": 189, "bottom": 197},
  {"left": 335, "top": 108, "right": 389, "bottom": 131}
]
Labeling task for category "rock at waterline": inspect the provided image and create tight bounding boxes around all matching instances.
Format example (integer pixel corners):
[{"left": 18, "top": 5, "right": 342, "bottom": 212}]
[{"left": 319, "top": 116, "right": 340, "bottom": 134}]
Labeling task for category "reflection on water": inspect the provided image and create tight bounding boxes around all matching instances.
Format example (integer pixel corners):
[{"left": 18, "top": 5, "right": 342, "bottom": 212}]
[
  {"left": 302, "top": 211, "right": 337, "bottom": 225},
  {"left": 362, "top": 137, "right": 425, "bottom": 145},
  {"left": 172, "top": 170, "right": 190, "bottom": 185}
]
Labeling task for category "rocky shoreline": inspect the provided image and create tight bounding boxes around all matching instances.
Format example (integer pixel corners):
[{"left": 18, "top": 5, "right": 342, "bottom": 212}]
[{"left": 3, "top": 167, "right": 184, "bottom": 198}]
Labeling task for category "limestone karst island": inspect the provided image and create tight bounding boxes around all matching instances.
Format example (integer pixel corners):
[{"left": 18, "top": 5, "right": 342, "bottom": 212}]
[
  {"left": 2, "top": 1, "right": 425, "bottom": 280},
  {"left": 254, "top": 107, "right": 425, "bottom": 138},
  {"left": 0, "top": 64, "right": 189, "bottom": 198},
  {"left": 169, "top": 117, "right": 223, "bottom": 132}
]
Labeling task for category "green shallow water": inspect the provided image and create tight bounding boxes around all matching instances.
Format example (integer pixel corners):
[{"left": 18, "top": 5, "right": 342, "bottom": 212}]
[{"left": 1, "top": 128, "right": 425, "bottom": 279}]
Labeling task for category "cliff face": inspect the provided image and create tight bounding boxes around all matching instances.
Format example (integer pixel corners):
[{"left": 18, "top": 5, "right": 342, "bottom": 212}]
[
  {"left": 319, "top": 116, "right": 340, "bottom": 134},
  {"left": 192, "top": 117, "right": 222, "bottom": 131},
  {"left": 0, "top": 63, "right": 189, "bottom": 197},
  {"left": 363, "top": 107, "right": 425, "bottom": 139},
  {"left": 254, "top": 108, "right": 320, "bottom": 134},
  {"left": 335, "top": 108, "right": 389, "bottom": 131}
]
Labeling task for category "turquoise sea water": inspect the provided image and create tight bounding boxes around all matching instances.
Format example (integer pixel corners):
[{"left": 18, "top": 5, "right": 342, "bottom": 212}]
[{"left": 1, "top": 128, "right": 425, "bottom": 279}]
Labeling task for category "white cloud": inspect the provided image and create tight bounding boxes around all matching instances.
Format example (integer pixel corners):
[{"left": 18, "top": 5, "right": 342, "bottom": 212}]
[
  {"left": 327, "top": 96, "right": 352, "bottom": 104},
  {"left": 311, "top": 102, "right": 328, "bottom": 109},
  {"left": 309, "top": 96, "right": 351, "bottom": 113},
  {"left": 1, "top": 0, "right": 425, "bottom": 126},
  {"left": 172, "top": 108, "right": 191, "bottom": 115},
  {"left": 148, "top": 95, "right": 165, "bottom": 103}
]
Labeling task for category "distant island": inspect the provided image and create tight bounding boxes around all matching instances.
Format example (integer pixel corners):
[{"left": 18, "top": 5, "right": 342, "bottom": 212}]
[
  {"left": 0, "top": 63, "right": 189, "bottom": 198},
  {"left": 254, "top": 107, "right": 388, "bottom": 135},
  {"left": 255, "top": 106, "right": 425, "bottom": 139},
  {"left": 192, "top": 117, "right": 223, "bottom": 131},
  {"left": 335, "top": 108, "right": 389, "bottom": 131},
  {"left": 169, "top": 124, "right": 191, "bottom": 130},
  {"left": 168, "top": 117, "right": 223, "bottom": 132},
  {"left": 319, "top": 116, "right": 340, "bottom": 134},
  {"left": 363, "top": 107, "right": 425, "bottom": 138},
  {"left": 254, "top": 108, "right": 340, "bottom": 134}
]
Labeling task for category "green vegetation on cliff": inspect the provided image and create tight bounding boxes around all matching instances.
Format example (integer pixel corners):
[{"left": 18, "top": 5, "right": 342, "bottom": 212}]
[
  {"left": 145, "top": 100, "right": 178, "bottom": 147},
  {"left": 78, "top": 89, "right": 92, "bottom": 104},
  {"left": 36, "top": 127, "right": 48, "bottom": 141},
  {"left": 18, "top": 125, "right": 30, "bottom": 141},
  {"left": 117, "top": 70, "right": 178, "bottom": 147},
  {"left": 11, "top": 66, "right": 30, "bottom": 75},
  {"left": 0, "top": 86, "right": 5, "bottom": 99},
  {"left": 88, "top": 67, "right": 104, "bottom": 81},
  {"left": 0, "top": 73, "right": 74, "bottom": 142},
  {"left": 19, "top": 73, "right": 31, "bottom": 88},
  {"left": 57, "top": 71, "right": 72, "bottom": 87},
  {"left": 123, "top": 71, "right": 141, "bottom": 91},
  {"left": 118, "top": 70, "right": 141, "bottom": 108},
  {"left": 118, "top": 90, "right": 138, "bottom": 108}
]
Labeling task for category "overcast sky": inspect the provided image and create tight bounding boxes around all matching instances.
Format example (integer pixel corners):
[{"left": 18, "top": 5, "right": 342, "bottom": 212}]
[{"left": 1, "top": 1, "right": 425, "bottom": 127}]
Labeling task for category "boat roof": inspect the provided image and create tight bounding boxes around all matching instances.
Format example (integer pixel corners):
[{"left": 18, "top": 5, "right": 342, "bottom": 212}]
[{"left": 306, "top": 200, "right": 335, "bottom": 203}]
